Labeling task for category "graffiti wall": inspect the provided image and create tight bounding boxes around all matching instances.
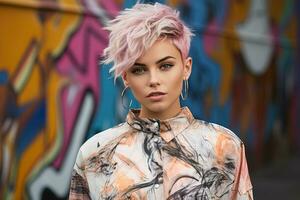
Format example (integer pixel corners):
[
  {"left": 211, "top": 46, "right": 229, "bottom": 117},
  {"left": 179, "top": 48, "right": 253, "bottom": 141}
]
[{"left": 0, "top": 0, "right": 299, "bottom": 199}]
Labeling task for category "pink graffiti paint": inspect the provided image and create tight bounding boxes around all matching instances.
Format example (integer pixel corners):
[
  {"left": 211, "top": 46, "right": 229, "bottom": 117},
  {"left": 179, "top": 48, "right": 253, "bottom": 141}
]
[
  {"left": 54, "top": 15, "right": 109, "bottom": 168},
  {"left": 203, "top": 20, "right": 219, "bottom": 55}
]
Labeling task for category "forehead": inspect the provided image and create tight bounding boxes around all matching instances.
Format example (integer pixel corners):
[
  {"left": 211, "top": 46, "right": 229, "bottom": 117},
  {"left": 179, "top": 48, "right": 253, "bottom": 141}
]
[{"left": 135, "top": 39, "right": 182, "bottom": 64}]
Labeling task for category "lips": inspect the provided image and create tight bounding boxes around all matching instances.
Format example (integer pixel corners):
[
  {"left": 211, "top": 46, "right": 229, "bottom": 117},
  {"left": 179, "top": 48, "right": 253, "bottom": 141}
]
[
  {"left": 146, "top": 91, "right": 166, "bottom": 97},
  {"left": 146, "top": 91, "right": 166, "bottom": 101}
]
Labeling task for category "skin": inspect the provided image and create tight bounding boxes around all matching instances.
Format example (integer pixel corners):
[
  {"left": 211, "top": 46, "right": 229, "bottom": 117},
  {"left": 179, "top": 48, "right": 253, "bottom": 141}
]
[{"left": 122, "top": 38, "right": 192, "bottom": 120}]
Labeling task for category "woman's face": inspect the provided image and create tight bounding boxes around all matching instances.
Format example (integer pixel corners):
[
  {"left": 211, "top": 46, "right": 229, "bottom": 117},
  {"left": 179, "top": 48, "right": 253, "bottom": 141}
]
[{"left": 123, "top": 39, "right": 192, "bottom": 120}]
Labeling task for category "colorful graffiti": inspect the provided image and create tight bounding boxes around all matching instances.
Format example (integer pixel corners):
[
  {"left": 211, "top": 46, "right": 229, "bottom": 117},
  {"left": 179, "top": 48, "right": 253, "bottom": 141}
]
[
  {"left": 0, "top": 0, "right": 299, "bottom": 199},
  {"left": 0, "top": 0, "right": 120, "bottom": 199},
  {"left": 175, "top": 0, "right": 299, "bottom": 166}
]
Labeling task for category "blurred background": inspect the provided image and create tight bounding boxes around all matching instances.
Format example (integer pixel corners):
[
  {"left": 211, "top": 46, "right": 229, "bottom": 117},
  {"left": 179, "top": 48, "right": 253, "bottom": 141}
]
[{"left": 0, "top": 0, "right": 299, "bottom": 199}]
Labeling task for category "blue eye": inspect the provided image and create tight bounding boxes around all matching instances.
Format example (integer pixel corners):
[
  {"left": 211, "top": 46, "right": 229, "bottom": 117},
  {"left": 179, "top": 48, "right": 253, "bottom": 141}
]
[
  {"left": 131, "top": 67, "right": 146, "bottom": 75},
  {"left": 160, "top": 63, "right": 173, "bottom": 70}
]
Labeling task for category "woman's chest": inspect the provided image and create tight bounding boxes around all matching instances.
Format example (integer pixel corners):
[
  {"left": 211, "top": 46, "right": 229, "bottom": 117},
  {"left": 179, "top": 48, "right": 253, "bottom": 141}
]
[{"left": 85, "top": 141, "right": 235, "bottom": 200}]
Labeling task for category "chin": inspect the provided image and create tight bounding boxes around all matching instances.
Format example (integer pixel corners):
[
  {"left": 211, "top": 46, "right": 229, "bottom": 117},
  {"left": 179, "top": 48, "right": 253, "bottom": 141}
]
[
  {"left": 145, "top": 103, "right": 168, "bottom": 114},
  {"left": 148, "top": 106, "right": 167, "bottom": 113}
]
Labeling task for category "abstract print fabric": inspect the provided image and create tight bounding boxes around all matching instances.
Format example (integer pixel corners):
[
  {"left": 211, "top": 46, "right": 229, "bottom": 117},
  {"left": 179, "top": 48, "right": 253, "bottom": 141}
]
[{"left": 69, "top": 107, "right": 253, "bottom": 200}]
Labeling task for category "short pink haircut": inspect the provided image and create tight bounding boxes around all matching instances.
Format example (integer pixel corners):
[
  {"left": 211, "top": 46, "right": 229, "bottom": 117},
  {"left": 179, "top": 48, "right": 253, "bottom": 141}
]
[{"left": 102, "top": 3, "right": 193, "bottom": 79}]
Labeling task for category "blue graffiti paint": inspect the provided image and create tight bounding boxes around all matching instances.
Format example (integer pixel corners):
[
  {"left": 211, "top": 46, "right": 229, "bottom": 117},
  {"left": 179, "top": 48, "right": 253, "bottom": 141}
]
[
  {"left": 88, "top": 63, "right": 118, "bottom": 138},
  {"left": 0, "top": 70, "right": 9, "bottom": 84},
  {"left": 16, "top": 100, "right": 46, "bottom": 156},
  {"left": 178, "top": 0, "right": 221, "bottom": 123}
]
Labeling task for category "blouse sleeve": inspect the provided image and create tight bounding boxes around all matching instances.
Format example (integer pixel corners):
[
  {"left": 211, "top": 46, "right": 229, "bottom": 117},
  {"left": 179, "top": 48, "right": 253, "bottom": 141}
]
[
  {"left": 69, "top": 149, "right": 91, "bottom": 200},
  {"left": 232, "top": 143, "right": 254, "bottom": 200}
]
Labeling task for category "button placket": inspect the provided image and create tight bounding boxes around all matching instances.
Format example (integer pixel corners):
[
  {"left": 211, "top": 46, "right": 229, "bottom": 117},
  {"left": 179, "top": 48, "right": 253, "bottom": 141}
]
[{"left": 154, "top": 121, "right": 163, "bottom": 191}]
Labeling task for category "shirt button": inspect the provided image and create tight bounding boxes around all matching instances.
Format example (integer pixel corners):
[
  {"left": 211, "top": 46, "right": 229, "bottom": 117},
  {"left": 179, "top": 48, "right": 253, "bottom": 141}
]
[
  {"left": 158, "top": 176, "right": 163, "bottom": 182},
  {"left": 154, "top": 184, "right": 160, "bottom": 189},
  {"left": 153, "top": 122, "right": 159, "bottom": 130}
]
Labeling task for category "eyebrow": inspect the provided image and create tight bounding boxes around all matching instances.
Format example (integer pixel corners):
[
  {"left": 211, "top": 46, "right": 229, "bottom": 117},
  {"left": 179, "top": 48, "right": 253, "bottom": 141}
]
[{"left": 134, "top": 56, "right": 175, "bottom": 66}]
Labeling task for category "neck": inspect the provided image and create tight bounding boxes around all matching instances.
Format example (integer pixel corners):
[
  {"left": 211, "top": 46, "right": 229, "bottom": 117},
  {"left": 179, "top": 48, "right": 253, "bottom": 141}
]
[{"left": 139, "top": 100, "right": 181, "bottom": 120}]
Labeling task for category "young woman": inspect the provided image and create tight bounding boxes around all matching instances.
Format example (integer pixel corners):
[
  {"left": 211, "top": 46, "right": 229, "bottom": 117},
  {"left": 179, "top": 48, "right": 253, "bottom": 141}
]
[{"left": 69, "top": 3, "right": 253, "bottom": 200}]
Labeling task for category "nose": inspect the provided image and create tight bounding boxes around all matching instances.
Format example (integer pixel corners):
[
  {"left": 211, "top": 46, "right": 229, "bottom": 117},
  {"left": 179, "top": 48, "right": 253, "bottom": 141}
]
[{"left": 149, "top": 69, "right": 160, "bottom": 87}]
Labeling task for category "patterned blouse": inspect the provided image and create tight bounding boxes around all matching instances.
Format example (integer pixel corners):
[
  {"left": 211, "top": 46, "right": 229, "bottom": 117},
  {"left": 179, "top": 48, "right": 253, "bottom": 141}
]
[{"left": 69, "top": 107, "right": 253, "bottom": 199}]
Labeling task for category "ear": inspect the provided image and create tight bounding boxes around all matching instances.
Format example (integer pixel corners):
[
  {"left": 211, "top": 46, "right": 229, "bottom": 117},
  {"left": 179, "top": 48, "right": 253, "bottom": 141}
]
[
  {"left": 122, "top": 72, "right": 129, "bottom": 87},
  {"left": 183, "top": 57, "right": 192, "bottom": 80}
]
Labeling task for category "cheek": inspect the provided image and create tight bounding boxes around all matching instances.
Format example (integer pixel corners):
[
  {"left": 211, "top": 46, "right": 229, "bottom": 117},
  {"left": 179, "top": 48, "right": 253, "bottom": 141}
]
[
  {"left": 168, "top": 71, "right": 184, "bottom": 93},
  {"left": 128, "top": 78, "right": 146, "bottom": 98},
  {"left": 131, "top": 86, "right": 143, "bottom": 98}
]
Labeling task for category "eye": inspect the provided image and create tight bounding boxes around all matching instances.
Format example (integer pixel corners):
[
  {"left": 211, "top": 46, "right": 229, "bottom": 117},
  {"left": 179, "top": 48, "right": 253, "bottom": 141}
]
[
  {"left": 160, "top": 63, "right": 174, "bottom": 70},
  {"left": 130, "top": 67, "right": 146, "bottom": 75}
]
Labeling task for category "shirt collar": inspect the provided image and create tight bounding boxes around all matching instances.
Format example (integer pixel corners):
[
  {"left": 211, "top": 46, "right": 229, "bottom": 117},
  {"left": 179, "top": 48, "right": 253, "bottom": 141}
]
[{"left": 126, "top": 107, "right": 194, "bottom": 142}]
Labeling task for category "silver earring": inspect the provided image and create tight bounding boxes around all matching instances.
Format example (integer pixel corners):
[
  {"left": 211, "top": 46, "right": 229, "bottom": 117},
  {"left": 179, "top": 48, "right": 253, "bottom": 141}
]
[
  {"left": 181, "top": 79, "right": 189, "bottom": 100},
  {"left": 121, "top": 86, "right": 133, "bottom": 109}
]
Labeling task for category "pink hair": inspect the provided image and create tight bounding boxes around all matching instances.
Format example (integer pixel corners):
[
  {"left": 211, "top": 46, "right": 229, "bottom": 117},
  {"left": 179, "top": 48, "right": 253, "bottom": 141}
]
[{"left": 102, "top": 3, "right": 193, "bottom": 79}]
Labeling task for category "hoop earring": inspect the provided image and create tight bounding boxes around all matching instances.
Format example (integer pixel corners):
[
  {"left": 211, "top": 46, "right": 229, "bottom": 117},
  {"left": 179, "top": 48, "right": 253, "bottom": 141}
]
[
  {"left": 121, "top": 86, "right": 133, "bottom": 109},
  {"left": 181, "top": 79, "right": 189, "bottom": 100}
]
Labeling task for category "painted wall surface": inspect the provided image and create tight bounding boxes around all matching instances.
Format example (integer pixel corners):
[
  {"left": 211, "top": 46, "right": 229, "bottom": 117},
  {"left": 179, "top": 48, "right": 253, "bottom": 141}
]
[{"left": 0, "top": 0, "right": 298, "bottom": 199}]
